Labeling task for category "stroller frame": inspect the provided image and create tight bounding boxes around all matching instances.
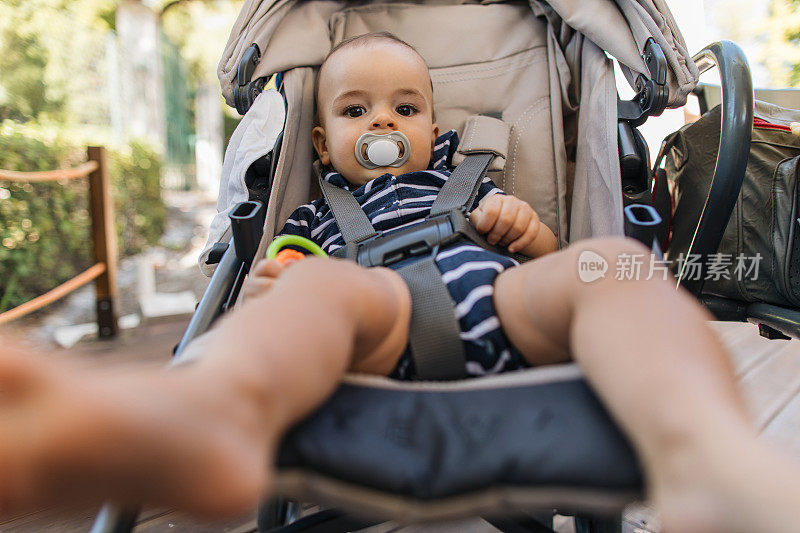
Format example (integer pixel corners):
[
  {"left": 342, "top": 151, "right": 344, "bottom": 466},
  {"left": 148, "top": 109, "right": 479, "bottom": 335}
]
[{"left": 90, "top": 38, "right": 756, "bottom": 533}]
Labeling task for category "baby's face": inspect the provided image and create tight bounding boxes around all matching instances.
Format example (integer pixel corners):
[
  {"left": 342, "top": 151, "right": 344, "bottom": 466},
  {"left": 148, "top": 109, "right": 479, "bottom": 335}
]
[{"left": 313, "top": 42, "right": 439, "bottom": 186}]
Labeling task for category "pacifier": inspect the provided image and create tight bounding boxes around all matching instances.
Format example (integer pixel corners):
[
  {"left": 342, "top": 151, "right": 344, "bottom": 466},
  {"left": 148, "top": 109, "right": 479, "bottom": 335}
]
[{"left": 354, "top": 131, "right": 411, "bottom": 169}]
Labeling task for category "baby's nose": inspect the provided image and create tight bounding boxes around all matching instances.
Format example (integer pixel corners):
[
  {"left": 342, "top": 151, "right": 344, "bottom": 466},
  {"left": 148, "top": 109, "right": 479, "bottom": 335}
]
[{"left": 371, "top": 113, "right": 394, "bottom": 129}]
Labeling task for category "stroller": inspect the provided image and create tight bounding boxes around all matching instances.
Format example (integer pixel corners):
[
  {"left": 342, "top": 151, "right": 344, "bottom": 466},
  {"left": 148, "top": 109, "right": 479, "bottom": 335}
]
[{"left": 92, "top": 0, "right": 756, "bottom": 531}]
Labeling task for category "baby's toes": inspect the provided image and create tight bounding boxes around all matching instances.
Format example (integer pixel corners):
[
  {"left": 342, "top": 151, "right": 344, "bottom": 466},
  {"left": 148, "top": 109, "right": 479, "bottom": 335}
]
[{"left": 0, "top": 341, "right": 50, "bottom": 400}]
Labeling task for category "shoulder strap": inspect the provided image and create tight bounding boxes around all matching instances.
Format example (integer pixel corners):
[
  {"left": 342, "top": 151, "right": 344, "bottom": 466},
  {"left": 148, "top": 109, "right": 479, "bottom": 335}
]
[
  {"left": 318, "top": 177, "right": 377, "bottom": 244},
  {"left": 429, "top": 153, "right": 493, "bottom": 216}
]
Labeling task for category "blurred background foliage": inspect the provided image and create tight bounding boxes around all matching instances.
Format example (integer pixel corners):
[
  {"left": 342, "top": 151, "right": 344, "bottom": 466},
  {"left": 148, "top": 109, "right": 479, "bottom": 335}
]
[
  {"left": 705, "top": 0, "right": 800, "bottom": 87},
  {"left": 160, "top": 0, "right": 243, "bottom": 85},
  {"left": 159, "top": 0, "right": 245, "bottom": 149},
  {"left": 0, "top": 0, "right": 113, "bottom": 124},
  {"left": 0, "top": 122, "right": 164, "bottom": 311},
  {"left": 761, "top": 0, "right": 800, "bottom": 86},
  {"left": 0, "top": 0, "right": 240, "bottom": 311},
  {"left": 0, "top": 0, "right": 243, "bottom": 311},
  {"left": 0, "top": 0, "right": 241, "bottom": 125}
]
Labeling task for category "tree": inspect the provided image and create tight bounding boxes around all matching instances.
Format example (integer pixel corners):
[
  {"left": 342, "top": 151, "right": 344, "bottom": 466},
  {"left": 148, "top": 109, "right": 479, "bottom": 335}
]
[
  {"left": 0, "top": 29, "right": 52, "bottom": 121},
  {"left": 0, "top": 0, "right": 120, "bottom": 124}
]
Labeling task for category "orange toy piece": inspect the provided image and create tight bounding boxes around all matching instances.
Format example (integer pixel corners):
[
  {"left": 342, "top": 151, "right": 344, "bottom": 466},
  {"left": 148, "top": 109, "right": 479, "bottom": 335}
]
[{"left": 275, "top": 248, "right": 306, "bottom": 265}]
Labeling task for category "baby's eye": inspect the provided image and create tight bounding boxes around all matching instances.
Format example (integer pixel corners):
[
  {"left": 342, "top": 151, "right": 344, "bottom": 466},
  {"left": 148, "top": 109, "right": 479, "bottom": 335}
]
[
  {"left": 396, "top": 104, "right": 417, "bottom": 116},
  {"left": 344, "top": 105, "right": 365, "bottom": 118}
]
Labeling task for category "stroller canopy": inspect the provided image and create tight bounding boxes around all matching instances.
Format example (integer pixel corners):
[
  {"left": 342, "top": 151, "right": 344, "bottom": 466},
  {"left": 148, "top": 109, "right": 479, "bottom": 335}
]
[{"left": 219, "top": 0, "right": 697, "bottom": 108}]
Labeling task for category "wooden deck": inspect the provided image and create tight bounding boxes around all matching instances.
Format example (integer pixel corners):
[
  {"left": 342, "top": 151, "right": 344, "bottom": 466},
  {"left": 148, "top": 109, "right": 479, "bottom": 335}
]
[
  {"left": 721, "top": 321, "right": 800, "bottom": 451},
  {"left": 2, "top": 320, "right": 799, "bottom": 532}
]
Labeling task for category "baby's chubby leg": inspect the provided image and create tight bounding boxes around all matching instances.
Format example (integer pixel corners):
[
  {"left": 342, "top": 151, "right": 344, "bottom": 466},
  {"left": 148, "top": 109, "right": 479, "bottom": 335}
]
[
  {"left": 494, "top": 237, "right": 800, "bottom": 533},
  {"left": 0, "top": 257, "right": 410, "bottom": 517},
  {"left": 189, "top": 257, "right": 412, "bottom": 422}
]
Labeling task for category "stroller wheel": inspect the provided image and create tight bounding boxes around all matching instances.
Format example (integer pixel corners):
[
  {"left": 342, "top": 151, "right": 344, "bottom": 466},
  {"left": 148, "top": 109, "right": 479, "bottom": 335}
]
[{"left": 257, "top": 497, "right": 301, "bottom": 531}]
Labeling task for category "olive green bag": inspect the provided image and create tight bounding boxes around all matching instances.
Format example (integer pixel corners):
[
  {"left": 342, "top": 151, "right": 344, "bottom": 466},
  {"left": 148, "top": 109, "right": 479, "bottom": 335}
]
[{"left": 665, "top": 101, "right": 800, "bottom": 307}]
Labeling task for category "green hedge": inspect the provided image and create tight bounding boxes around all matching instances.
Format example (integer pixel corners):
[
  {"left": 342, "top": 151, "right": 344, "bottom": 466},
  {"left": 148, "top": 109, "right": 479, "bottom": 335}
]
[
  {"left": 109, "top": 141, "right": 167, "bottom": 256},
  {"left": 0, "top": 123, "right": 165, "bottom": 312}
]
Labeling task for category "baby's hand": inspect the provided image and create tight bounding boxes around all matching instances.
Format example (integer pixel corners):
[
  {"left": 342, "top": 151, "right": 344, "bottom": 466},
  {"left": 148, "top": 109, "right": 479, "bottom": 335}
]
[
  {"left": 242, "top": 258, "right": 286, "bottom": 300},
  {"left": 469, "top": 194, "right": 540, "bottom": 254}
]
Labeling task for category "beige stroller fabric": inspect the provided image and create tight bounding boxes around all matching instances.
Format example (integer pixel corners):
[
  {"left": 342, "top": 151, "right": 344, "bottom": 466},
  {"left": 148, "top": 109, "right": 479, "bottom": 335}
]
[
  {"left": 201, "top": 0, "right": 698, "bottom": 272},
  {"left": 527, "top": 0, "right": 698, "bottom": 106},
  {"left": 218, "top": 0, "right": 696, "bottom": 107}
]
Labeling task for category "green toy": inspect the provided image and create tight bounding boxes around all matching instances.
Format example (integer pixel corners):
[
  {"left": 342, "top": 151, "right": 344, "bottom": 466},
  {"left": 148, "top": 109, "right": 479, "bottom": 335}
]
[{"left": 266, "top": 235, "right": 327, "bottom": 264}]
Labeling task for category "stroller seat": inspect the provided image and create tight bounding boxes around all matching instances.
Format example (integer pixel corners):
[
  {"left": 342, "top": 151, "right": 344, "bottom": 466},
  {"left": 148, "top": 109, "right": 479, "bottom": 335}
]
[
  {"left": 199, "top": 0, "right": 700, "bottom": 528},
  {"left": 203, "top": 0, "right": 696, "bottom": 274}
]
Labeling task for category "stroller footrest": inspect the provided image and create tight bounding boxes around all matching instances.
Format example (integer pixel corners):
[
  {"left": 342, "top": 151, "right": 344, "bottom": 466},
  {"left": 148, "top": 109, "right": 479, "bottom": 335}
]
[{"left": 276, "top": 365, "right": 642, "bottom": 519}]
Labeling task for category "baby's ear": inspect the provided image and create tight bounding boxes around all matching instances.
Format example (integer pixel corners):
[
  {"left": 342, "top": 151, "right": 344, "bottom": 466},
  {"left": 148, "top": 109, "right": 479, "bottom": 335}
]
[
  {"left": 312, "top": 126, "right": 330, "bottom": 165},
  {"left": 430, "top": 123, "right": 439, "bottom": 151}
]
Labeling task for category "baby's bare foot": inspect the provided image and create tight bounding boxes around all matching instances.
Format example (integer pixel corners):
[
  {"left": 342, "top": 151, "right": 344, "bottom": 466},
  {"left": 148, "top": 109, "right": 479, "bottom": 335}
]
[
  {"left": 651, "top": 434, "right": 800, "bottom": 533},
  {"left": 0, "top": 342, "right": 276, "bottom": 517}
]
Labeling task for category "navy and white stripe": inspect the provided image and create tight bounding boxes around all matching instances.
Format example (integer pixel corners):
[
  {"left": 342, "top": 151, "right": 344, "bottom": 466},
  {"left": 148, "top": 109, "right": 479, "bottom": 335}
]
[{"left": 279, "top": 130, "right": 527, "bottom": 379}]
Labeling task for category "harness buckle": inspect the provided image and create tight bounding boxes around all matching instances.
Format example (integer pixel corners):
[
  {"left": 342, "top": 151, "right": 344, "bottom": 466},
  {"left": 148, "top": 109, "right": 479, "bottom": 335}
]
[{"left": 356, "top": 210, "right": 466, "bottom": 268}]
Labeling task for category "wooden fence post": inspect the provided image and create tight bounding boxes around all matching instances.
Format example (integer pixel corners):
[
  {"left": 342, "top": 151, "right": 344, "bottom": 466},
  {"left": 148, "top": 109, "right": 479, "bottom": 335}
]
[{"left": 87, "top": 146, "right": 119, "bottom": 338}]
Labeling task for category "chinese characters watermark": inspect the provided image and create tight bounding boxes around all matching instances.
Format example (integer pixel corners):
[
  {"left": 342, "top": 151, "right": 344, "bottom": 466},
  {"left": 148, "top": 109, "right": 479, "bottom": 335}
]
[
  {"left": 672, "top": 252, "right": 762, "bottom": 282},
  {"left": 577, "top": 251, "right": 762, "bottom": 283}
]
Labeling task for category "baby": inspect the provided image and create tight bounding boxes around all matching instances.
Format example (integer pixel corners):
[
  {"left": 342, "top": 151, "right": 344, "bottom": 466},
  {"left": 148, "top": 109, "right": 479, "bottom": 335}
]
[
  {"left": 246, "top": 32, "right": 558, "bottom": 379},
  {"left": 2, "top": 31, "right": 800, "bottom": 533}
]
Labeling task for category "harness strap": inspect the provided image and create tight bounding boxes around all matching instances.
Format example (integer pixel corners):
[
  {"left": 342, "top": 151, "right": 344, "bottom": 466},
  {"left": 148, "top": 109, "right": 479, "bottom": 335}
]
[
  {"left": 430, "top": 153, "right": 493, "bottom": 216},
  {"left": 318, "top": 153, "right": 494, "bottom": 380},
  {"left": 319, "top": 178, "right": 377, "bottom": 244},
  {"left": 396, "top": 256, "right": 468, "bottom": 379},
  {"left": 436, "top": 153, "right": 528, "bottom": 264}
]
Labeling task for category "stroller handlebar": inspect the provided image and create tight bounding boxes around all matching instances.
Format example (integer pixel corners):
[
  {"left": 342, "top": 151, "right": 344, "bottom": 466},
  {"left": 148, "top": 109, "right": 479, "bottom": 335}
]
[{"left": 676, "top": 40, "right": 753, "bottom": 295}]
